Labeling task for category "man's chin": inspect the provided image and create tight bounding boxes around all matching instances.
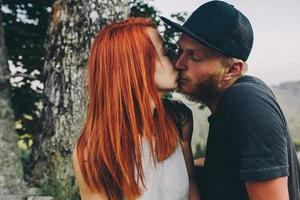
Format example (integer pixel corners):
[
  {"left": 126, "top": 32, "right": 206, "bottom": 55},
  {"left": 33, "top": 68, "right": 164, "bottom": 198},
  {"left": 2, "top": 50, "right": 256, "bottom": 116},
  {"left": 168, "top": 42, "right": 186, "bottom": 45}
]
[
  {"left": 183, "top": 93, "right": 204, "bottom": 104},
  {"left": 175, "top": 85, "right": 201, "bottom": 103},
  {"left": 176, "top": 84, "right": 187, "bottom": 94}
]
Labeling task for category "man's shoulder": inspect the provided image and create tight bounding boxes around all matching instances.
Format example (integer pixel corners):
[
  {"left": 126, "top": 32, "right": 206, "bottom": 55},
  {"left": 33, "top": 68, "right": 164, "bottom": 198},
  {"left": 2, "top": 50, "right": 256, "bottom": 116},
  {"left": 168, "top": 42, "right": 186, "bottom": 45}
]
[
  {"left": 227, "top": 75, "right": 269, "bottom": 94},
  {"left": 219, "top": 75, "right": 278, "bottom": 116},
  {"left": 222, "top": 75, "right": 273, "bottom": 103}
]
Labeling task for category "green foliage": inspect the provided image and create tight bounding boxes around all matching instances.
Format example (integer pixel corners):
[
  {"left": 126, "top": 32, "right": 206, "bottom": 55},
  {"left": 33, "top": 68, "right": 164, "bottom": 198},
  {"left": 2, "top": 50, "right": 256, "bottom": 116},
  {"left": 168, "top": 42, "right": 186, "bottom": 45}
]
[
  {"left": 163, "top": 92, "right": 173, "bottom": 99},
  {"left": 294, "top": 140, "right": 300, "bottom": 152},
  {"left": 129, "top": 0, "right": 187, "bottom": 52},
  {"left": 1, "top": 0, "right": 54, "bottom": 176},
  {"left": 193, "top": 143, "right": 206, "bottom": 159},
  {"left": 39, "top": 169, "right": 80, "bottom": 200},
  {"left": 198, "top": 104, "right": 206, "bottom": 110},
  {"left": 162, "top": 12, "right": 188, "bottom": 51},
  {"left": 129, "top": 0, "right": 160, "bottom": 23},
  {"left": 2, "top": 0, "right": 54, "bottom": 135}
]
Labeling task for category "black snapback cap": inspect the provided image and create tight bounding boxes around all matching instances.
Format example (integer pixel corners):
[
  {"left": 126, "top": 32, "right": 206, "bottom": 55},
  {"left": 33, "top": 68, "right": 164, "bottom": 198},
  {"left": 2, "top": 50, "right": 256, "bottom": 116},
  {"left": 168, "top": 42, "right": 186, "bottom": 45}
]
[{"left": 161, "top": 1, "right": 254, "bottom": 61}]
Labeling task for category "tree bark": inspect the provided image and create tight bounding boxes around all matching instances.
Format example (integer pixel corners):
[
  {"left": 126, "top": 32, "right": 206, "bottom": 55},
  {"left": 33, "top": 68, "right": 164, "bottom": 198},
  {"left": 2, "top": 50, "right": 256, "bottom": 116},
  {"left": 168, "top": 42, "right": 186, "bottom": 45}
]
[
  {"left": 0, "top": 12, "right": 26, "bottom": 196},
  {"left": 31, "top": 0, "right": 129, "bottom": 199}
]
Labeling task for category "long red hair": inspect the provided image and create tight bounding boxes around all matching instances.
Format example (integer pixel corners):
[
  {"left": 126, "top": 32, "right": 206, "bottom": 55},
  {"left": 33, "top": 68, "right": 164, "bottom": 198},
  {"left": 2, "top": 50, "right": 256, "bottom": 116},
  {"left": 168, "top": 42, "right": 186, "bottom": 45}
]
[{"left": 76, "top": 18, "right": 179, "bottom": 200}]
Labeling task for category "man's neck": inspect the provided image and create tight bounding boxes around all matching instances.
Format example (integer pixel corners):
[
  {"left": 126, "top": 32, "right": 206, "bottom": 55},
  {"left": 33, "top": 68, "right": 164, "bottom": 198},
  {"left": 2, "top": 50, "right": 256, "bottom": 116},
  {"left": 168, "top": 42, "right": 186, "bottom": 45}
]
[{"left": 207, "top": 77, "right": 240, "bottom": 114}]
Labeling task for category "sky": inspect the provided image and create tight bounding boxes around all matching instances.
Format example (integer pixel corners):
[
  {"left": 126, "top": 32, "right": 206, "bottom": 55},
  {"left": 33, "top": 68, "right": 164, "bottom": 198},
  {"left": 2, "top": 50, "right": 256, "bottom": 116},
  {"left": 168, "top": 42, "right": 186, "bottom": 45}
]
[{"left": 152, "top": 0, "right": 300, "bottom": 86}]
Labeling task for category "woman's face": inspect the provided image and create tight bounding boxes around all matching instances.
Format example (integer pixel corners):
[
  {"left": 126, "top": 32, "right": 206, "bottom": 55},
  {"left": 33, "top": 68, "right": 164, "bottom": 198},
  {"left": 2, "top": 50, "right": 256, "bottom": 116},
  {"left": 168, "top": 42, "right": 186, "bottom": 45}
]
[{"left": 147, "top": 28, "right": 178, "bottom": 94}]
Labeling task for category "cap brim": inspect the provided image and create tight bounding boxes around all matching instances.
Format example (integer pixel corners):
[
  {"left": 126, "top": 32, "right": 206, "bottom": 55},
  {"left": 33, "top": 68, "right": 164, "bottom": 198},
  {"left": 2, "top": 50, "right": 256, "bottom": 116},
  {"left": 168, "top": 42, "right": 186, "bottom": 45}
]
[
  {"left": 160, "top": 16, "right": 185, "bottom": 32},
  {"left": 160, "top": 16, "right": 226, "bottom": 55}
]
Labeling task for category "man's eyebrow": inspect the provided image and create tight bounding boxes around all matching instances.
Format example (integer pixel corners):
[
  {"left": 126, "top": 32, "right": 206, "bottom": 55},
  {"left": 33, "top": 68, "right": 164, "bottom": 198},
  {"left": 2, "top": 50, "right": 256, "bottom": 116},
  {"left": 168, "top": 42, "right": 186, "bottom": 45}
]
[
  {"left": 180, "top": 47, "right": 202, "bottom": 53},
  {"left": 175, "top": 43, "right": 202, "bottom": 53}
]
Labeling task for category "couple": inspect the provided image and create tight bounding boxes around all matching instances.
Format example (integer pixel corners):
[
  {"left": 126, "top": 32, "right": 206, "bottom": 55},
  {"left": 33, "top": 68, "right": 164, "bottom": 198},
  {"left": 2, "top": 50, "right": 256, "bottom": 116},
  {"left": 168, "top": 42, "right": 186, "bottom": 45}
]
[{"left": 73, "top": 1, "right": 300, "bottom": 200}]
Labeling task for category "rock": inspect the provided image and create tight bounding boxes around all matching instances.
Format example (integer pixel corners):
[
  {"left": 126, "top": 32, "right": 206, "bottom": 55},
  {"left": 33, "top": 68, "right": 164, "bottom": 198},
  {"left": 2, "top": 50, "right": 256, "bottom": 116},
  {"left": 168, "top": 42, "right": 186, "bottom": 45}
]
[
  {"left": 0, "top": 195, "right": 23, "bottom": 200},
  {"left": 27, "top": 196, "right": 54, "bottom": 200}
]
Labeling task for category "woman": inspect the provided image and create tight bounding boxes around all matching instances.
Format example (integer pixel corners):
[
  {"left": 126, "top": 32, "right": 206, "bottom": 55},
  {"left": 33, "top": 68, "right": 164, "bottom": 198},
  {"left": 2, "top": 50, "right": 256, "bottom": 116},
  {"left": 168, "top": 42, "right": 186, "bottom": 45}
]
[{"left": 72, "top": 17, "right": 200, "bottom": 200}]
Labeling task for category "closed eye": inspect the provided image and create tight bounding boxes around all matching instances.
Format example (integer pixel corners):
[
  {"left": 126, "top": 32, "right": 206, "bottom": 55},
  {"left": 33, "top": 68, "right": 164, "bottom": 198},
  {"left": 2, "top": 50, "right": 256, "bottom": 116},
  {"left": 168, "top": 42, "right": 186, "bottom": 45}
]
[{"left": 188, "top": 52, "right": 202, "bottom": 61}]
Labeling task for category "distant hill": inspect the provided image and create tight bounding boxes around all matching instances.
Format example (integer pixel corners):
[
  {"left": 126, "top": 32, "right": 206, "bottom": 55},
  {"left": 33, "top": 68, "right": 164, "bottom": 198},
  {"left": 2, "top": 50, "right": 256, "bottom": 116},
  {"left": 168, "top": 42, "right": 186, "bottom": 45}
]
[
  {"left": 173, "top": 80, "right": 300, "bottom": 156},
  {"left": 271, "top": 81, "right": 300, "bottom": 141}
]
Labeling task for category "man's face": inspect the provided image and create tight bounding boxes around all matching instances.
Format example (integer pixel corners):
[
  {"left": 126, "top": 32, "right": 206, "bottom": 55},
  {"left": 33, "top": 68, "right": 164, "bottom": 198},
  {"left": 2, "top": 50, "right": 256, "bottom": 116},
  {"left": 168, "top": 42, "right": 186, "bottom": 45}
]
[{"left": 175, "top": 34, "right": 226, "bottom": 104}]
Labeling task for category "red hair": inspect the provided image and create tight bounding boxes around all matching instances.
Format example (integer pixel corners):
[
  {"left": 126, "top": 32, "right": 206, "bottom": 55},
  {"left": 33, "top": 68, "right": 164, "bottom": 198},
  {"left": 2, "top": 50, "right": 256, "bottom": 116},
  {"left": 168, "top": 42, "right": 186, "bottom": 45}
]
[{"left": 76, "top": 18, "right": 179, "bottom": 200}]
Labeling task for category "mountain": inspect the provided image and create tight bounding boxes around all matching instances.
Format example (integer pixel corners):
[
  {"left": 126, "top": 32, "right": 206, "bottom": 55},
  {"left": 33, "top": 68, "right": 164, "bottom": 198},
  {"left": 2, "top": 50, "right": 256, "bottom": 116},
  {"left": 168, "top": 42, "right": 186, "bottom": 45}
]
[{"left": 271, "top": 81, "right": 300, "bottom": 141}]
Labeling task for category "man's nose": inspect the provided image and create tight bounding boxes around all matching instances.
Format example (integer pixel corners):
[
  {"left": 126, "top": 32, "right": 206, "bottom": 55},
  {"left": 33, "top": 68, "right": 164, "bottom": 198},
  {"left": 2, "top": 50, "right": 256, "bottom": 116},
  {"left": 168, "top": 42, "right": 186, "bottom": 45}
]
[{"left": 175, "top": 54, "right": 187, "bottom": 70}]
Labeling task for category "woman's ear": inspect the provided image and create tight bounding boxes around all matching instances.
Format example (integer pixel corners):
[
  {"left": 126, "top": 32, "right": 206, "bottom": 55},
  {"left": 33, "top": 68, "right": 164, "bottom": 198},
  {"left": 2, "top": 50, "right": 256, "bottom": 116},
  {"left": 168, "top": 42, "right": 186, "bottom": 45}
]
[{"left": 223, "top": 59, "right": 245, "bottom": 81}]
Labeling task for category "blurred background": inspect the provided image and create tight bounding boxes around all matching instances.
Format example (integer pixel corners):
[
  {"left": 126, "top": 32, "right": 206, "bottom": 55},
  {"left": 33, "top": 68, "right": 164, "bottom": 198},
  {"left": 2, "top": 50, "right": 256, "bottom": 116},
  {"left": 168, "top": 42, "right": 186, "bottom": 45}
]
[{"left": 0, "top": 0, "right": 299, "bottom": 199}]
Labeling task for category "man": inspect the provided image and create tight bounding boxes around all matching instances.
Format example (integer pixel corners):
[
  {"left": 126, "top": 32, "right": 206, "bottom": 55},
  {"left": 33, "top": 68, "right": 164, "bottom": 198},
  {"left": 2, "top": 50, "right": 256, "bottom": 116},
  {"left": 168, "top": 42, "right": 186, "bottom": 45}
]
[{"left": 161, "top": 1, "right": 300, "bottom": 200}]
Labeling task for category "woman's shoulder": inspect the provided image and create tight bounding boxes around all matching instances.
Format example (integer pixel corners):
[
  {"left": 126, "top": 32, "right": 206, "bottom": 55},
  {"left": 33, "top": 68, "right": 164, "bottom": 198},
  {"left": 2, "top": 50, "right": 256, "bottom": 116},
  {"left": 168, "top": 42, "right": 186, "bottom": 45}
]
[
  {"left": 72, "top": 143, "right": 89, "bottom": 197},
  {"left": 72, "top": 142, "right": 87, "bottom": 192},
  {"left": 72, "top": 142, "right": 107, "bottom": 200},
  {"left": 162, "top": 98, "right": 193, "bottom": 141},
  {"left": 162, "top": 98, "right": 193, "bottom": 125}
]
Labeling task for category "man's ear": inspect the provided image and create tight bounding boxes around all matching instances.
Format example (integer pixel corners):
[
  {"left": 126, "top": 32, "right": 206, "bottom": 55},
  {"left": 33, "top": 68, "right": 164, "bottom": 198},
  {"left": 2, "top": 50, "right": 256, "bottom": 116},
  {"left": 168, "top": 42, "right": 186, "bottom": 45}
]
[{"left": 223, "top": 59, "right": 245, "bottom": 81}]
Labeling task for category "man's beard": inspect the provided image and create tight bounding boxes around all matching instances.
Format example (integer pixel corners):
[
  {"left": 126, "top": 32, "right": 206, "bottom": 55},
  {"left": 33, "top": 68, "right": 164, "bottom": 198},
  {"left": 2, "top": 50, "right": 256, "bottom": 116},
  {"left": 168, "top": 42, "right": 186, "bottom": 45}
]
[{"left": 177, "top": 72, "right": 223, "bottom": 105}]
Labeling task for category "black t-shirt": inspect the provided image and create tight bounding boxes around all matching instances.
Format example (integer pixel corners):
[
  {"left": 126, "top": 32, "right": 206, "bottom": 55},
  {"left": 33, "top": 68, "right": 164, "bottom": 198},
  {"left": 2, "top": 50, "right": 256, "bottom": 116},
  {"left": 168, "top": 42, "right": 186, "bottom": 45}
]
[{"left": 199, "top": 75, "right": 300, "bottom": 200}]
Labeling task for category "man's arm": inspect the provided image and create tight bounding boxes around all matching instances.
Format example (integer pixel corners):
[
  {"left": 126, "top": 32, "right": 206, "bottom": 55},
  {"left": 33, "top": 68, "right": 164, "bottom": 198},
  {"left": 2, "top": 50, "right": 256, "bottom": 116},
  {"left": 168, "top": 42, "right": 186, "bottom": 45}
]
[
  {"left": 221, "top": 84, "right": 291, "bottom": 199},
  {"left": 194, "top": 157, "right": 205, "bottom": 167},
  {"left": 245, "top": 176, "right": 289, "bottom": 200},
  {"left": 179, "top": 109, "right": 201, "bottom": 200}
]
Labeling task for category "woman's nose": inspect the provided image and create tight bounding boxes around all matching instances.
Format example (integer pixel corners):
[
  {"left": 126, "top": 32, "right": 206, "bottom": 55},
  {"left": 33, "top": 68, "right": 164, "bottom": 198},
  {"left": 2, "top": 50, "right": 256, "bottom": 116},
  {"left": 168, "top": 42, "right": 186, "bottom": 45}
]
[{"left": 175, "top": 54, "right": 187, "bottom": 71}]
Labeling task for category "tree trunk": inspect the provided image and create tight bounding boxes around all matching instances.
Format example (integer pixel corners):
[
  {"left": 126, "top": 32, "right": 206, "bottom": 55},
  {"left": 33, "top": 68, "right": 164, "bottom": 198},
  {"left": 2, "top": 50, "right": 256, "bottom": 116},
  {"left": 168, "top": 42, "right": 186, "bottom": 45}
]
[
  {"left": 31, "top": 0, "right": 129, "bottom": 199},
  {"left": 0, "top": 12, "right": 26, "bottom": 197}
]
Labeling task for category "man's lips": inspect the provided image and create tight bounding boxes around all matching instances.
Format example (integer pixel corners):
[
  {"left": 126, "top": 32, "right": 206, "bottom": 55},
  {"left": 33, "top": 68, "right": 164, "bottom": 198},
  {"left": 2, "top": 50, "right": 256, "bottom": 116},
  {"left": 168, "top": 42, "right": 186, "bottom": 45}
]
[{"left": 177, "top": 76, "right": 189, "bottom": 82}]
